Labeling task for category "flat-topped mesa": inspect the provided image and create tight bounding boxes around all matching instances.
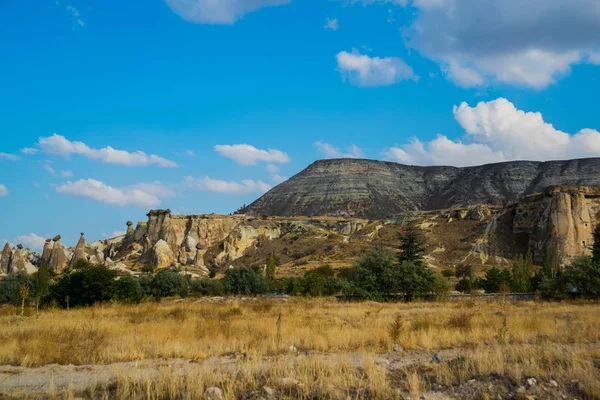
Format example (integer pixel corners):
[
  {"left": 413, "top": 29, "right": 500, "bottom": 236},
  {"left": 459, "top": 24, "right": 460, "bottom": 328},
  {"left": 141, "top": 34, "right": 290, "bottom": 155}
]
[
  {"left": 49, "top": 235, "right": 68, "bottom": 273},
  {"left": 69, "top": 233, "right": 87, "bottom": 268},
  {"left": 242, "top": 158, "right": 600, "bottom": 219},
  {"left": 0, "top": 242, "right": 12, "bottom": 274}
]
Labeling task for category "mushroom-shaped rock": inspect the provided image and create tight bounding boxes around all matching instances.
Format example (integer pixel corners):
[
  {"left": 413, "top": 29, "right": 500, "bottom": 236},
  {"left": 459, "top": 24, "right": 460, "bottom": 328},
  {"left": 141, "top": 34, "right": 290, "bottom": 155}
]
[
  {"left": 41, "top": 239, "right": 53, "bottom": 264},
  {"left": 0, "top": 242, "right": 12, "bottom": 274},
  {"left": 150, "top": 239, "right": 175, "bottom": 269},
  {"left": 178, "top": 243, "right": 188, "bottom": 265},
  {"left": 10, "top": 246, "right": 28, "bottom": 273},
  {"left": 126, "top": 221, "right": 134, "bottom": 233},
  {"left": 69, "top": 233, "right": 87, "bottom": 268},
  {"left": 49, "top": 236, "right": 68, "bottom": 273}
]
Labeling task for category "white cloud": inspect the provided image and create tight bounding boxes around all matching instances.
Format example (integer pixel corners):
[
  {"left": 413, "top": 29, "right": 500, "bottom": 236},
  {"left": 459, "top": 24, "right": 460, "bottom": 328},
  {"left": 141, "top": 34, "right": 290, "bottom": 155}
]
[
  {"left": 65, "top": 5, "right": 85, "bottom": 27},
  {"left": 15, "top": 233, "right": 47, "bottom": 251},
  {"left": 20, "top": 147, "right": 38, "bottom": 155},
  {"left": 61, "top": 170, "right": 74, "bottom": 178},
  {"left": 314, "top": 141, "right": 364, "bottom": 158},
  {"left": 336, "top": 50, "right": 417, "bottom": 87},
  {"left": 589, "top": 52, "right": 600, "bottom": 65},
  {"left": 110, "top": 230, "right": 126, "bottom": 238},
  {"left": 56, "top": 179, "right": 163, "bottom": 208},
  {"left": 403, "top": 0, "right": 600, "bottom": 88},
  {"left": 272, "top": 174, "right": 288, "bottom": 183},
  {"left": 266, "top": 164, "right": 280, "bottom": 173},
  {"left": 325, "top": 17, "right": 339, "bottom": 30},
  {"left": 383, "top": 98, "right": 600, "bottom": 166},
  {"left": 185, "top": 176, "right": 271, "bottom": 195},
  {"left": 128, "top": 182, "right": 177, "bottom": 198},
  {"left": 44, "top": 163, "right": 56, "bottom": 176},
  {"left": 214, "top": 144, "right": 290, "bottom": 165},
  {"left": 0, "top": 184, "right": 7, "bottom": 197},
  {"left": 165, "top": 0, "right": 290, "bottom": 24},
  {"left": 37, "top": 134, "right": 178, "bottom": 167},
  {"left": 0, "top": 153, "right": 20, "bottom": 161}
]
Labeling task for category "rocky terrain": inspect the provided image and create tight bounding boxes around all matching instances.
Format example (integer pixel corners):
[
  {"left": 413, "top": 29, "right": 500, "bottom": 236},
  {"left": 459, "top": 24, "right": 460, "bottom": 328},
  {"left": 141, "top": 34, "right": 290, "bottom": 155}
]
[
  {"left": 1, "top": 158, "right": 599, "bottom": 278},
  {"left": 241, "top": 158, "right": 600, "bottom": 219}
]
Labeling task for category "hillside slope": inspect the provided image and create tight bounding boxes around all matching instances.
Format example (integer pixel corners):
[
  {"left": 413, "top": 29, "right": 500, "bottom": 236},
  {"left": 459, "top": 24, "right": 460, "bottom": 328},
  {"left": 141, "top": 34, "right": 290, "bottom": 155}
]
[{"left": 242, "top": 158, "right": 600, "bottom": 219}]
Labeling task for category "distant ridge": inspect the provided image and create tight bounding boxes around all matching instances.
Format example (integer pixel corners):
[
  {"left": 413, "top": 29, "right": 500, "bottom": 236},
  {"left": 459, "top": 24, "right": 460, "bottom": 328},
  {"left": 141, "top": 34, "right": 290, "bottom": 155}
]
[{"left": 241, "top": 158, "right": 600, "bottom": 219}]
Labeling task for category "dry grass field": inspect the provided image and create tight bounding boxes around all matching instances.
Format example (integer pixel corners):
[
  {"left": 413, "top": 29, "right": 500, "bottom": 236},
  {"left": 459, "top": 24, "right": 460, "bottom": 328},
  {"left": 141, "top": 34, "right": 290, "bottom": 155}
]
[{"left": 0, "top": 298, "right": 599, "bottom": 399}]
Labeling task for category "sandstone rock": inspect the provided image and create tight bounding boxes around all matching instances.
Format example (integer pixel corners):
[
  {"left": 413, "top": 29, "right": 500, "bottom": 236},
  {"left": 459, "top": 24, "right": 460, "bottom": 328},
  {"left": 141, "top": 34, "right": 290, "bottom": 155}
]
[
  {"left": 90, "top": 248, "right": 105, "bottom": 265},
  {"left": 0, "top": 242, "right": 11, "bottom": 274},
  {"left": 49, "top": 236, "right": 68, "bottom": 273},
  {"left": 526, "top": 378, "right": 537, "bottom": 387},
  {"left": 393, "top": 344, "right": 404, "bottom": 353},
  {"left": 69, "top": 233, "right": 87, "bottom": 268},
  {"left": 177, "top": 244, "right": 188, "bottom": 265},
  {"left": 126, "top": 221, "right": 134, "bottom": 233},
  {"left": 549, "top": 380, "right": 559, "bottom": 388},
  {"left": 41, "top": 239, "right": 52, "bottom": 264},
  {"left": 150, "top": 239, "right": 175, "bottom": 269},
  {"left": 10, "top": 246, "right": 28, "bottom": 273}
]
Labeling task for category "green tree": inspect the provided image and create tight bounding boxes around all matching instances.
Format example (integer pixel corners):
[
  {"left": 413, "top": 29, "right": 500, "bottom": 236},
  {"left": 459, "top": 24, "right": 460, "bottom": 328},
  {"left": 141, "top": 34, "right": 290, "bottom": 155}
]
[
  {"left": 266, "top": 254, "right": 277, "bottom": 281},
  {"left": 561, "top": 256, "right": 600, "bottom": 299},
  {"left": 510, "top": 251, "right": 534, "bottom": 292},
  {"left": 455, "top": 264, "right": 474, "bottom": 280},
  {"left": 480, "top": 267, "right": 512, "bottom": 293},
  {"left": 113, "top": 276, "right": 143, "bottom": 304},
  {"left": 51, "top": 263, "right": 117, "bottom": 307},
  {"left": 341, "top": 248, "right": 398, "bottom": 300},
  {"left": 34, "top": 261, "right": 51, "bottom": 300},
  {"left": 593, "top": 225, "right": 600, "bottom": 264},
  {"left": 0, "top": 272, "right": 34, "bottom": 306},
  {"left": 302, "top": 266, "right": 339, "bottom": 296},
  {"left": 151, "top": 269, "right": 187, "bottom": 298},
  {"left": 398, "top": 224, "right": 426, "bottom": 266},
  {"left": 223, "top": 266, "right": 267, "bottom": 295},
  {"left": 543, "top": 241, "right": 561, "bottom": 279},
  {"left": 394, "top": 261, "right": 439, "bottom": 301},
  {"left": 455, "top": 278, "right": 473, "bottom": 294}
]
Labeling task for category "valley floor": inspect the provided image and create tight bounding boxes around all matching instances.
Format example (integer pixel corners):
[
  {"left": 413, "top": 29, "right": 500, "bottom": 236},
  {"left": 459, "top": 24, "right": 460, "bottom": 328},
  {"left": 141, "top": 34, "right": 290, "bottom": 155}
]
[{"left": 0, "top": 299, "right": 599, "bottom": 399}]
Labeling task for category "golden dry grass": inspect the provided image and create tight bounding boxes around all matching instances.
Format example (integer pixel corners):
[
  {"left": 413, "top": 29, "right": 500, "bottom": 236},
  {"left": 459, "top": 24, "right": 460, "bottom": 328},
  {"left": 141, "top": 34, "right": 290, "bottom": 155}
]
[{"left": 1, "top": 298, "right": 599, "bottom": 399}]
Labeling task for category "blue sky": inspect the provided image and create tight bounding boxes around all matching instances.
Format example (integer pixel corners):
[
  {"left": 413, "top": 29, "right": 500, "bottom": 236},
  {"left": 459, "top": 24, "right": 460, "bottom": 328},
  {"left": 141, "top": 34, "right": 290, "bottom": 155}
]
[{"left": 1, "top": 0, "right": 600, "bottom": 250}]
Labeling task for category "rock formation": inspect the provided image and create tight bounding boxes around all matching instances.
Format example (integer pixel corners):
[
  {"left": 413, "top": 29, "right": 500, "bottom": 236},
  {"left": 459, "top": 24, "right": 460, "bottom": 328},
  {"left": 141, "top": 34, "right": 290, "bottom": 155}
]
[
  {"left": 48, "top": 235, "right": 68, "bottom": 273},
  {"left": 242, "top": 158, "right": 600, "bottom": 219},
  {"left": 69, "top": 233, "right": 87, "bottom": 268},
  {"left": 0, "top": 242, "right": 11, "bottom": 274},
  {"left": 150, "top": 239, "right": 175, "bottom": 269},
  {"left": 194, "top": 243, "right": 206, "bottom": 267},
  {"left": 41, "top": 239, "right": 52, "bottom": 264}
]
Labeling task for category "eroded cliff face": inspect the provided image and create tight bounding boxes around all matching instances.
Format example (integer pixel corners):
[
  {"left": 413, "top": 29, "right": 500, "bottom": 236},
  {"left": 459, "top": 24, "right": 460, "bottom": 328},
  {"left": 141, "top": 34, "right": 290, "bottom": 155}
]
[{"left": 510, "top": 186, "right": 600, "bottom": 265}]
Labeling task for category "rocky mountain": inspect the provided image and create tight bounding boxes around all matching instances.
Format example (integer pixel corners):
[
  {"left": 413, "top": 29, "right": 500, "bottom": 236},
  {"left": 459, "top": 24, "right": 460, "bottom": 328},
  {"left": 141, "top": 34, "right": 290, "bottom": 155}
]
[
  {"left": 241, "top": 158, "right": 600, "bottom": 219},
  {"left": 2, "top": 158, "right": 599, "bottom": 280}
]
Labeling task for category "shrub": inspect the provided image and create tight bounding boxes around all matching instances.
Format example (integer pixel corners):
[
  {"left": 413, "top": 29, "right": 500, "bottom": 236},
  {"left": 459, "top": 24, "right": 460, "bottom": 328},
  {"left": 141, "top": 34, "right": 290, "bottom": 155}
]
[
  {"left": 223, "top": 266, "right": 267, "bottom": 295},
  {"left": 152, "top": 269, "right": 188, "bottom": 298},
  {"left": 51, "top": 263, "right": 117, "bottom": 307},
  {"left": 0, "top": 272, "right": 34, "bottom": 306},
  {"left": 480, "top": 267, "right": 512, "bottom": 293},
  {"left": 302, "top": 265, "right": 339, "bottom": 296},
  {"left": 113, "top": 275, "right": 143, "bottom": 304}
]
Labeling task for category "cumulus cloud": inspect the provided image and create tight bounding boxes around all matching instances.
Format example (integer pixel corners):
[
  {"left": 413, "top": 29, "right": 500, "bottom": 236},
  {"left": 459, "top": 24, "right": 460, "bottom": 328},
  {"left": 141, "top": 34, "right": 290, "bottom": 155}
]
[
  {"left": 0, "top": 184, "right": 7, "bottom": 197},
  {"left": 165, "top": 0, "right": 290, "bottom": 24},
  {"left": 325, "top": 17, "right": 339, "bottom": 30},
  {"left": 214, "top": 144, "right": 290, "bottom": 166},
  {"left": 20, "top": 147, "right": 38, "bottom": 155},
  {"left": 314, "top": 142, "right": 364, "bottom": 158},
  {"left": 402, "top": 0, "right": 600, "bottom": 88},
  {"left": 336, "top": 50, "right": 417, "bottom": 87},
  {"left": 43, "top": 162, "right": 73, "bottom": 178},
  {"left": 128, "top": 182, "right": 177, "bottom": 198},
  {"left": 0, "top": 153, "right": 20, "bottom": 161},
  {"left": 383, "top": 98, "right": 600, "bottom": 166},
  {"left": 37, "top": 134, "right": 178, "bottom": 167},
  {"left": 185, "top": 176, "right": 271, "bottom": 195},
  {"left": 56, "top": 179, "right": 164, "bottom": 208},
  {"left": 265, "top": 164, "right": 279, "bottom": 173},
  {"left": 15, "top": 233, "right": 47, "bottom": 251}
]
